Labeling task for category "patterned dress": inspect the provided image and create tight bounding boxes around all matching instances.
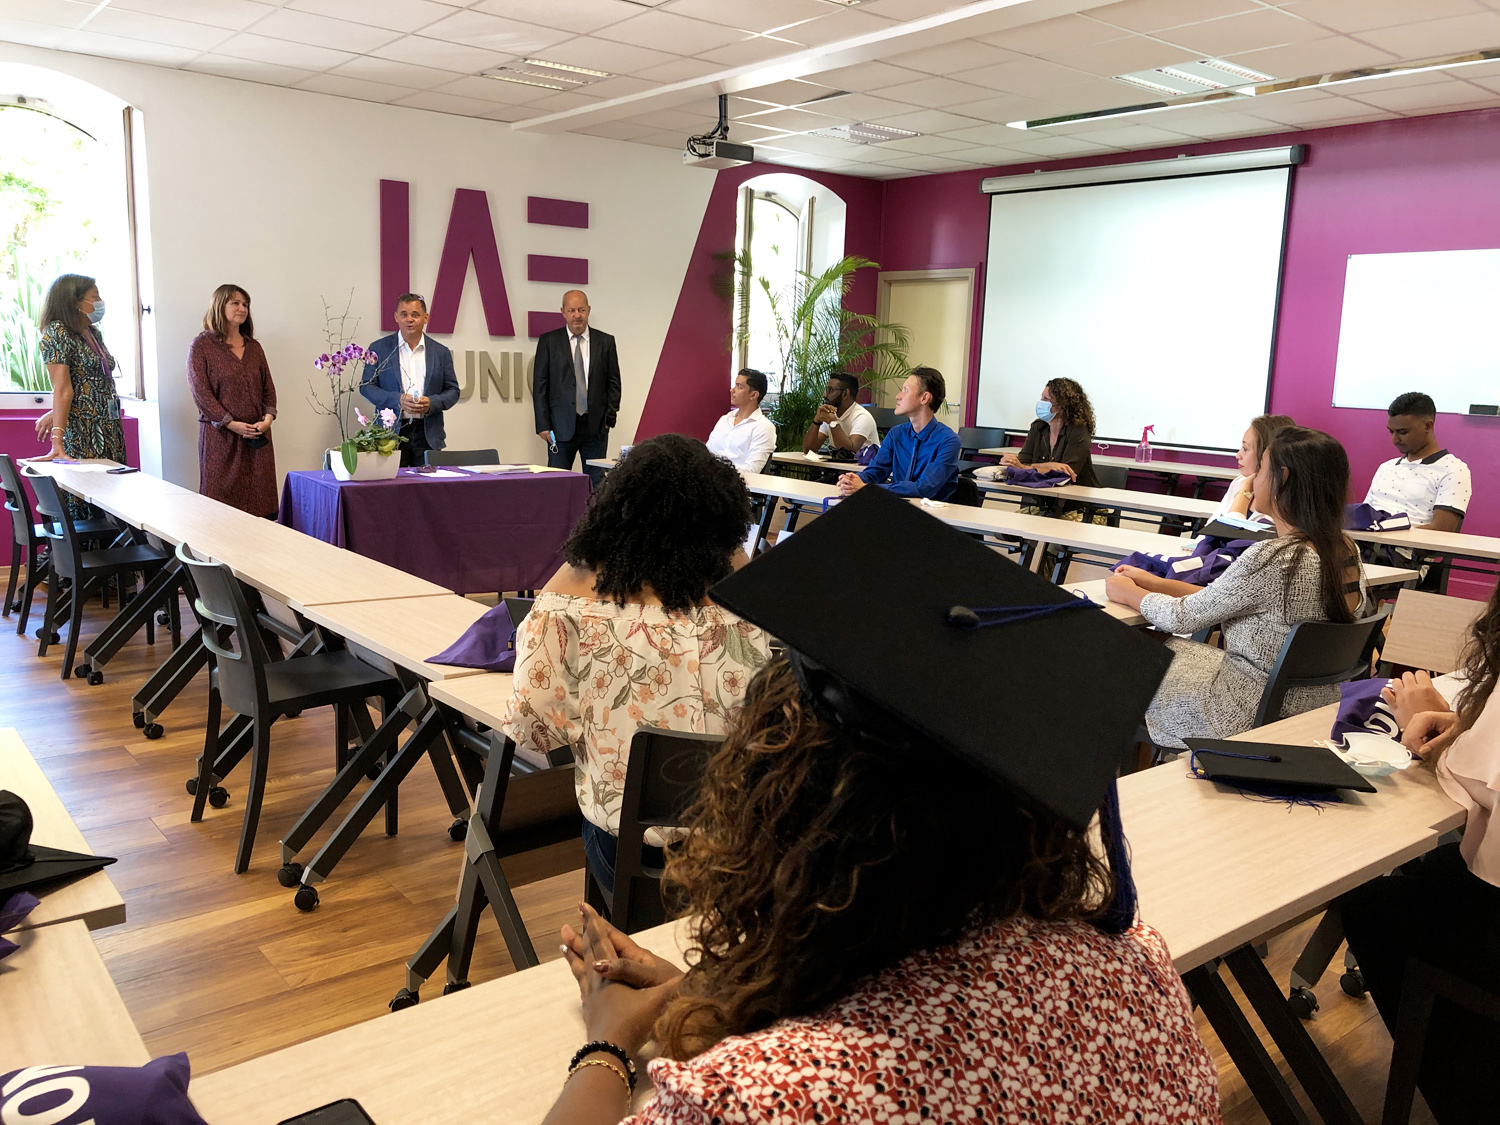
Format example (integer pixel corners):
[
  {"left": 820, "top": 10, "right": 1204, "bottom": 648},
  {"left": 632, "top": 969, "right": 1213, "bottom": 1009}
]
[
  {"left": 186, "top": 332, "right": 279, "bottom": 517},
  {"left": 39, "top": 321, "right": 126, "bottom": 463},
  {"left": 499, "top": 592, "right": 770, "bottom": 838},
  {"left": 628, "top": 916, "right": 1221, "bottom": 1124},
  {"left": 1139, "top": 538, "right": 1369, "bottom": 748}
]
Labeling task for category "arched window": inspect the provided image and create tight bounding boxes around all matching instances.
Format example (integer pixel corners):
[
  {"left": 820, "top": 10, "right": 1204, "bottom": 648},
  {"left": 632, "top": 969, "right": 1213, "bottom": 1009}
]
[{"left": 0, "top": 64, "right": 150, "bottom": 400}]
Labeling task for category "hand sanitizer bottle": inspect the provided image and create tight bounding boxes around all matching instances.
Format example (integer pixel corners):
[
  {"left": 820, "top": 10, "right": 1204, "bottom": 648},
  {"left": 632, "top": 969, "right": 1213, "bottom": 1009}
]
[{"left": 1135, "top": 425, "right": 1154, "bottom": 464}]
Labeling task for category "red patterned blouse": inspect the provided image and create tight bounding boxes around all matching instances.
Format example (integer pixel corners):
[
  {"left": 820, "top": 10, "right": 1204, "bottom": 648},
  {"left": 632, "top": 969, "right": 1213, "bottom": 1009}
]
[{"left": 629, "top": 916, "right": 1220, "bottom": 1124}]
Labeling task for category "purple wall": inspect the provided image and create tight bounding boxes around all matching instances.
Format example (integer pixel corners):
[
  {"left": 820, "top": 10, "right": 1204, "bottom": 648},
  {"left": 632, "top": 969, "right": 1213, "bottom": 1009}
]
[{"left": 878, "top": 107, "right": 1500, "bottom": 567}]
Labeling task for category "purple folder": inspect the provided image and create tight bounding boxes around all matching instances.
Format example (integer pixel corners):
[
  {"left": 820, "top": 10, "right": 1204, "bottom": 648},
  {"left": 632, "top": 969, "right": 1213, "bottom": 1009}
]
[
  {"left": 427, "top": 601, "right": 524, "bottom": 672},
  {"left": 1329, "top": 677, "right": 1401, "bottom": 747},
  {"left": 1345, "top": 503, "right": 1412, "bottom": 532},
  {"left": 1117, "top": 534, "right": 1257, "bottom": 586},
  {"left": 1005, "top": 466, "right": 1073, "bottom": 488}
]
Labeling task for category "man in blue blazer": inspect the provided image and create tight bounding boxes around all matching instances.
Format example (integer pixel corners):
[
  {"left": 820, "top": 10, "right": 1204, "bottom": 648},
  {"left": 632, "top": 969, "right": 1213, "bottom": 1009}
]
[
  {"left": 361, "top": 293, "right": 460, "bottom": 466},
  {"left": 532, "top": 289, "right": 621, "bottom": 485}
]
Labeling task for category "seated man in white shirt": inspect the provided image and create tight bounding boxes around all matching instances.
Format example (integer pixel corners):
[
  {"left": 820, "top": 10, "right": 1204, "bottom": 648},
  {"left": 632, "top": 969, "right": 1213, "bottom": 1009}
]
[
  {"left": 705, "top": 368, "right": 777, "bottom": 473},
  {"left": 1363, "top": 392, "right": 1471, "bottom": 533},
  {"left": 802, "top": 371, "right": 880, "bottom": 456}
]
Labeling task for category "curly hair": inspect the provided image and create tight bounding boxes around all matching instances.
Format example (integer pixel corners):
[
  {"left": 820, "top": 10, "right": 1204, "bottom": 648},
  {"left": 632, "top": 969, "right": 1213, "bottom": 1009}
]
[
  {"left": 654, "top": 658, "right": 1117, "bottom": 1059},
  {"left": 563, "top": 434, "right": 753, "bottom": 613},
  {"left": 1454, "top": 579, "right": 1500, "bottom": 737},
  {"left": 1045, "top": 377, "right": 1095, "bottom": 434}
]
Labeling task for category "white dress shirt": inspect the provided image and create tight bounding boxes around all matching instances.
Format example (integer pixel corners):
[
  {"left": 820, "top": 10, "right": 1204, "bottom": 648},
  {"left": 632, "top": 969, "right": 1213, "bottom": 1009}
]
[
  {"left": 706, "top": 407, "right": 777, "bottom": 473},
  {"left": 398, "top": 333, "right": 426, "bottom": 419},
  {"left": 818, "top": 402, "right": 880, "bottom": 449}
]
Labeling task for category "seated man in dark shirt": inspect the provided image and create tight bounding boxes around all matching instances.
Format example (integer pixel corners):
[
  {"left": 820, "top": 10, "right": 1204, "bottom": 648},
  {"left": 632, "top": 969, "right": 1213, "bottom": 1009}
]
[{"left": 837, "top": 367, "right": 959, "bottom": 501}]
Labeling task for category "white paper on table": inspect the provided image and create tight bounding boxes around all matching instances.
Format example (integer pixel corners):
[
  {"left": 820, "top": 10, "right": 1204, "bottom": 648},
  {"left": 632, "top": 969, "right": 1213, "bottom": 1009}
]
[
  {"left": 62, "top": 463, "right": 116, "bottom": 472},
  {"left": 423, "top": 469, "right": 469, "bottom": 478},
  {"left": 1324, "top": 731, "right": 1415, "bottom": 776},
  {"left": 465, "top": 464, "right": 531, "bottom": 474},
  {"left": 804, "top": 451, "right": 826, "bottom": 462}
]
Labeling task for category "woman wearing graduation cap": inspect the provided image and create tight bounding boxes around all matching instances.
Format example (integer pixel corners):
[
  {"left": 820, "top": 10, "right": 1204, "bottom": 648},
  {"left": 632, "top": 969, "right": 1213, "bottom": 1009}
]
[{"left": 539, "top": 487, "right": 1219, "bottom": 1125}]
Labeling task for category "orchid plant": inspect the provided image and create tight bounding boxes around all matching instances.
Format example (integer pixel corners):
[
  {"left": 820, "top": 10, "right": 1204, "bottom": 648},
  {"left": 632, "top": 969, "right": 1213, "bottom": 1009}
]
[{"left": 306, "top": 293, "right": 405, "bottom": 474}]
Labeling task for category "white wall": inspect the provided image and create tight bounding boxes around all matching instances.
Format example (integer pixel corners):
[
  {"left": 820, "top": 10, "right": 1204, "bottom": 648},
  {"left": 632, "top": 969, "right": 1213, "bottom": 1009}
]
[{"left": 0, "top": 43, "right": 715, "bottom": 487}]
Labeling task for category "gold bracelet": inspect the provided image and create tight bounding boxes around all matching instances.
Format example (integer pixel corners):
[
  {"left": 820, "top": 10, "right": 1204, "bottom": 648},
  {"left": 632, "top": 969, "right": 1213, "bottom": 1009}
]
[{"left": 568, "top": 1057, "right": 632, "bottom": 1099}]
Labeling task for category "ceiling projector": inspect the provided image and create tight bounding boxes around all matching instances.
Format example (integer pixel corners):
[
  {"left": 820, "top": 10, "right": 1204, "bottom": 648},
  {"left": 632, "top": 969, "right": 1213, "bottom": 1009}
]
[{"left": 684, "top": 94, "right": 753, "bottom": 169}]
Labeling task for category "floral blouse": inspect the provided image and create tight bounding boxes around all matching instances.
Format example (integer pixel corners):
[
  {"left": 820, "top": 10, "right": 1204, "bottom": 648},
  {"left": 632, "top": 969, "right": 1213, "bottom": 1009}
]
[
  {"left": 499, "top": 592, "right": 771, "bottom": 836},
  {"left": 39, "top": 321, "right": 126, "bottom": 462},
  {"left": 629, "top": 917, "right": 1221, "bottom": 1125}
]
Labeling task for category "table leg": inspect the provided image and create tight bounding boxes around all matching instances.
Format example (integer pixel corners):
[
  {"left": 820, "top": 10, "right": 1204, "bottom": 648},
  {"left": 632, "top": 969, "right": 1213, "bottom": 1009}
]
[
  {"left": 132, "top": 627, "right": 208, "bottom": 727},
  {"left": 83, "top": 560, "right": 182, "bottom": 669},
  {"left": 1289, "top": 907, "right": 1345, "bottom": 992},
  {"left": 1184, "top": 962, "right": 1310, "bottom": 1125},
  {"left": 1224, "top": 944, "right": 1363, "bottom": 1125},
  {"left": 752, "top": 497, "right": 779, "bottom": 558}
]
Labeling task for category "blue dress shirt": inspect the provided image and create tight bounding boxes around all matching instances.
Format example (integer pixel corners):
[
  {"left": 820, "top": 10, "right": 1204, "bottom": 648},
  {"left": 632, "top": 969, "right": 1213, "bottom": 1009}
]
[{"left": 858, "top": 417, "right": 960, "bottom": 500}]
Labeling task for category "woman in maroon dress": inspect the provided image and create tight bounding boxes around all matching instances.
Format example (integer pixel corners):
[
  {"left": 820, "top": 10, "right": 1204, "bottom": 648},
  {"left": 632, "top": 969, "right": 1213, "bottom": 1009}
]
[{"left": 187, "top": 284, "right": 278, "bottom": 517}]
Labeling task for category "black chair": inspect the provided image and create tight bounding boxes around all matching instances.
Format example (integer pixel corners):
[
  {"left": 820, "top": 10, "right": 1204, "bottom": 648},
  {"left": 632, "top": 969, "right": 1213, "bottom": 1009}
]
[
  {"left": 949, "top": 476, "right": 982, "bottom": 507},
  {"left": 25, "top": 468, "right": 169, "bottom": 682},
  {"left": 1251, "top": 606, "right": 1390, "bottom": 728},
  {"left": 1, "top": 454, "right": 113, "bottom": 636},
  {"left": 175, "top": 542, "right": 404, "bottom": 874},
  {"left": 868, "top": 406, "right": 898, "bottom": 438},
  {"left": 957, "top": 426, "right": 1007, "bottom": 457},
  {"left": 1381, "top": 958, "right": 1500, "bottom": 1125},
  {"left": 586, "top": 729, "right": 720, "bottom": 934},
  {"left": 425, "top": 449, "right": 500, "bottom": 467}
]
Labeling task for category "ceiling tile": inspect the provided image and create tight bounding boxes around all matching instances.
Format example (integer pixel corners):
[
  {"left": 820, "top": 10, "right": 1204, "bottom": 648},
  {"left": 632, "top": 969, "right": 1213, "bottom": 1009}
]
[
  {"left": 0, "top": 16, "right": 72, "bottom": 46},
  {"left": 433, "top": 74, "right": 556, "bottom": 103},
  {"left": 284, "top": 0, "right": 456, "bottom": 34},
  {"left": 328, "top": 56, "right": 461, "bottom": 88},
  {"left": 942, "top": 120, "right": 1037, "bottom": 144},
  {"left": 596, "top": 8, "right": 749, "bottom": 54},
  {"left": 294, "top": 73, "right": 416, "bottom": 101},
  {"left": 109, "top": 0, "right": 275, "bottom": 30},
  {"left": 957, "top": 93, "right": 1074, "bottom": 122},
  {"left": 571, "top": 74, "right": 659, "bottom": 99},
  {"left": 1343, "top": 75, "right": 1500, "bottom": 113},
  {"left": 211, "top": 31, "right": 358, "bottom": 71},
  {"left": 881, "top": 39, "right": 1022, "bottom": 75},
  {"left": 484, "top": 105, "right": 534, "bottom": 122},
  {"left": 875, "top": 152, "right": 975, "bottom": 171},
  {"left": 59, "top": 28, "right": 202, "bottom": 65},
  {"left": 415, "top": 9, "right": 574, "bottom": 56},
  {"left": 811, "top": 61, "right": 932, "bottom": 93},
  {"left": 879, "top": 75, "right": 999, "bottom": 108},
  {"left": 395, "top": 89, "right": 513, "bottom": 116},
  {"left": 621, "top": 106, "right": 717, "bottom": 129},
  {"left": 866, "top": 107, "right": 989, "bottom": 133},
  {"left": 0, "top": 0, "right": 95, "bottom": 29},
  {"left": 1042, "top": 34, "right": 1200, "bottom": 77},
  {"left": 1165, "top": 7, "right": 1328, "bottom": 57},
  {"left": 762, "top": 132, "right": 866, "bottom": 156},
  {"left": 540, "top": 35, "right": 682, "bottom": 74},
  {"left": 84, "top": 7, "right": 237, "bottom": 49},
  {"left": 858, "top": 0, "right": 974, "bottom": 18},
  {"left": 871, "top": 133, "right": 970, "bottom": 154},
  {"left": 662, "top": 0, "right": 829, "bottom": 34},
  {"left": 632, "top": 128, "right": 693, "bottom": 147},
  {"left": 1281, "top": 0, "right": 1487, "bottom": 36},
  {"left": 1357, "top": 10, "right": 1500, "bottom": 58},
  {"left": 979, "top": 13, "right": 1127, "bottom": 55},
  {"left": 1043, "top": 120, "right": 1192, "bottom": 146},
  {"left": 577, "top": 118, "right": 661, "bottom": 140},
  {"left": 736, "top": 78, "right": 839, "bottom": 105},
  {"left": 727, "top": 94, "right": 783, "bottom": 117},
  {"left": 526, "top": 90, "right": 607, "bottom": 112},
  {"left": 633, "top": 56, "right": 722, "bottom": 82},
  {"left": 1238, "top": 88, "right": 1386, "bottom": 124},
  {"left": 992, "top": 132, "right": 1118, "bottom": 155},
  {"left": 696, "top": 34, "right": 803, "bottom": 66},
  {"left": 961, "top": 144, "right": 1043, "bottom": 165},
  {"left": 1226, "top": 36, "right": 1399, "bottom": 79},
  {"left": 806, "top": 92, "right": 924, "bottom": 120},
  {"left": 1168, "top": 110, "right": 1288, "bottom": 138},
  {"left": 473, "top": 0, "right": 641, "bottom": 35},
  {"left": 369, "top": 35, "right": 516, "bottom": 73},
  {"left": 771, "top": 8, "right": 896, "bottom": 47},
  {"left": 1093, "top": 0, "right": 1263, "bottom": 34},
  {"left": 184, "top": 53, "right": 320, "bottom": 85},
  {"left": 249, "top": 9, "right": 405, "bottom": 53},
  {"left": 952, "top": 56, "right": 1098, "bottom": 95},
  {"left": 733, "top": 105, "right": 845, "bottom": 131}
]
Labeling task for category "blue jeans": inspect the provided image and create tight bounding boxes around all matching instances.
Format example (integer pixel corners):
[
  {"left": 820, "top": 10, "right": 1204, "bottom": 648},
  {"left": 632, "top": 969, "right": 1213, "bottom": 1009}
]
[{"left": 581, "top": 819, "right": 664, "bottom": 902}]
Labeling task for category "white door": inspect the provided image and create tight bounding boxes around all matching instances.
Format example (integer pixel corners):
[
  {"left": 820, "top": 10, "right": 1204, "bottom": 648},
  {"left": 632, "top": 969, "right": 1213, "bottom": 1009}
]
[{"left": 876, "top": 270, "right": 975, "bottom": 429}]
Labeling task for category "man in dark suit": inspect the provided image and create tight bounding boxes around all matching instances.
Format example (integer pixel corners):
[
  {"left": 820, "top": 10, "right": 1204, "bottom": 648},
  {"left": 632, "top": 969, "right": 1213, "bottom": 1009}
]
[
  {"left": 532, "top": 289, "right": 621, "bottom": 484},
  {"left": 361, "top": 293, "right": 460, "bottom": 466}
]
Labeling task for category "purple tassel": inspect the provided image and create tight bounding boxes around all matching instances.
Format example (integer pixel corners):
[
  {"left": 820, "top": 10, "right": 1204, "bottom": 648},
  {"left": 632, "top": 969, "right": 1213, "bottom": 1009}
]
[{"left": 1094, "top": 779, "right": 1136, "bottom": 935}]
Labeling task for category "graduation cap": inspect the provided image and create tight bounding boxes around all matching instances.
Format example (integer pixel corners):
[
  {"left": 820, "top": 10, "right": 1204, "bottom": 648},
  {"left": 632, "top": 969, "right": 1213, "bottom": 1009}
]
[
  {"left": 0, "top": 790, "right": 117, "bottom": 899},
  {"left": 709, "top": 486, "right": 1174, "bottom": 832}
]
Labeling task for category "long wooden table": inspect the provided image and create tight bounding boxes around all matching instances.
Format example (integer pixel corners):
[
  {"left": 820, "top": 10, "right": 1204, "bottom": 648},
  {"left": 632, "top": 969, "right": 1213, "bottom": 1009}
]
[
  {"left": 0, "top": 728, "right": 124, "bottom": 931},
  {"left": 980, "top": 447, "right": 1243, "bottom": 484}
]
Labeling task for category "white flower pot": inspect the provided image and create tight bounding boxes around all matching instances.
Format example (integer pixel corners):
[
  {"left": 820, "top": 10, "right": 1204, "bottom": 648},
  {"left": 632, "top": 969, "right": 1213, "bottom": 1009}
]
[{"left": 329, "top": 449, "right": 401, "bottom": 481}]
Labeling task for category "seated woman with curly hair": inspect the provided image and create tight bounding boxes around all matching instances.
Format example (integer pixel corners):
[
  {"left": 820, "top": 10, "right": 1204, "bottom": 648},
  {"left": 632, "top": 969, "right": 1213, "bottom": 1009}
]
[
  {"left": 1002, "top": 376, "right": 1100, "bottom": 487},
  {"left": 501, "top": 434, "right": 771, "bottom": 898},
  {"left": 540, "top": 486, "right": 1219, "bottom": 1125}
]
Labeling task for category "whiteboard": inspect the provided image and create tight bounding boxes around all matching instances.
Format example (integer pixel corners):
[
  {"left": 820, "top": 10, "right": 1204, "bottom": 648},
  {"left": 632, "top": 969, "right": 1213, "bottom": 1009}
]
[
  {"left": 1333, "top": 249, "right": 1500, "bottom": 414},
  {"left": 975, "top": 168, "right": 1291, "bottom": 450}
]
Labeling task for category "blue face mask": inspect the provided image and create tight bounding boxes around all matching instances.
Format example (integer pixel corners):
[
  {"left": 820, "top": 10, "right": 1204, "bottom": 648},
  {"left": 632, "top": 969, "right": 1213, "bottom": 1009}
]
[
  {"left": 87, "top": 298, "right": 106, "bottom": 325},
  {"left": 1035, "top": 399, "right": 1054, "bottom": 422}
]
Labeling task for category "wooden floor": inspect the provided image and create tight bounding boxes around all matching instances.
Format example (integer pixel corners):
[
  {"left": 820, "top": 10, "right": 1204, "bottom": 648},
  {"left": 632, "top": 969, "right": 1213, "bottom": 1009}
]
[{"left": 1, "top": 576, "right": 1432, "bottom": 1122}]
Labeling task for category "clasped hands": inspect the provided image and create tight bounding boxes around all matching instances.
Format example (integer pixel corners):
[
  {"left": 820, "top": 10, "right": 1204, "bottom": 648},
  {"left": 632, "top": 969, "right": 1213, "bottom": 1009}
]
[
  {"left": 399, "top": 393, "right": 430, "bottom": 417},
  {"left": 561, "top": 902, "right": 684, "bottom": 1055},
  {"left": 227, "top": 416, "right": 273, "bottom": 439},
  {"left": 1382, "top": 670, "right": 1459, "bottom": 761}
]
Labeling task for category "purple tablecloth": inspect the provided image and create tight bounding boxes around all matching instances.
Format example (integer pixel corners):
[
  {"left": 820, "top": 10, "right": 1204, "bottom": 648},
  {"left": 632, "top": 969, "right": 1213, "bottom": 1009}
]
[{"left": 278, "top": 468, "right": 591, "bottom": 595}]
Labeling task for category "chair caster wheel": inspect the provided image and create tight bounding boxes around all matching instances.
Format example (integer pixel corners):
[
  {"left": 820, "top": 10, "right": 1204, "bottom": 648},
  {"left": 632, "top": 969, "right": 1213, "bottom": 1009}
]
[
  {"left": 389, "top": 988, "right": 419, "bottom": 1012},
  {"left": 1340, "top": 970, "right": 1367, "bottom": 998},
  {"left": 143, "top": 723, "right": 164, "bottom": 740},
  {"left": 365, "top": 764, "right": 382, "bottom": 781},
  {"left": 37, "top": 630, "right": 59, "bottom": 643},
  {"left": 277, "top": 862, "right": 304, "bottom": 888},
  {"left": 285, "top": 710, "right": 302, "bottom": 719},
  {"left": 441, "top": 980, "right": 471, "bottom": 996},
  {"left": 133, "top": 712, "right": 145, "bottom": 728},
  {"left": 294, "top": 885, "right": 319, "bottom": 912},
  {"left": 208, "top": 787, "right": 229, "bottom": 809},
  {"left": 87, "top": 670, "right": 103, "bottom": 685},
  {"left": 74, "top": 664, "right": 91, "bottom": 678},
  {"left": 186, "top": 777, "right": 198, "bottom": 795},
  {"left": 157, "top": 610, "right": 171, "bottom": 626},
  {"left": 1287, "top": 986, "right": 1319, "bottom": 1020},
  {"left": 448, "top": 818, "right": 466, "bottom": 842}
]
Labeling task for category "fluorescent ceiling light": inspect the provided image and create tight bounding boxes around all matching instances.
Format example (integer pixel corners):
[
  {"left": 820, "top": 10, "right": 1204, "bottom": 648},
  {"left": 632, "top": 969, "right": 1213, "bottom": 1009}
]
[
  {"left": 521, "top": 59, "right": 612, "bottom": 78},
  {"left": 809, "top": 121, "right": 920, "bottom": 144},
  {"left": 482, "top": 72, "right": 566, "bottom": 91}
]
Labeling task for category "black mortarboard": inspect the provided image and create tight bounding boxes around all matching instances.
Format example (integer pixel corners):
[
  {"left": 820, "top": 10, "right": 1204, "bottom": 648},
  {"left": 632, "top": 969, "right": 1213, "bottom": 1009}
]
[
  {"left": 0, "top": 790, "right": 117, "bottom": 898},
  {"left": 709, "top": 486, "right": 1174, "bottom": 830}
]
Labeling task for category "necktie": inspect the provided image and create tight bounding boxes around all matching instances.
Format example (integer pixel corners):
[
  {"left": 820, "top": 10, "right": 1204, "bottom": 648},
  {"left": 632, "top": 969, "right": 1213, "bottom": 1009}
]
[{"left": 573, "top": 334, "right": 588, "bottom": 415}]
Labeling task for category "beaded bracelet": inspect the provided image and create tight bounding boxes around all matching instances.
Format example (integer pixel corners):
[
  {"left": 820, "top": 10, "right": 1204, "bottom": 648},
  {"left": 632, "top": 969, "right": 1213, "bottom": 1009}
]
[
  {"left": 568, "top": 1041, "right": 637, "bottom": 1093},
  {"left": 568, "top": 1057, "right": 631, "bottom": 1098}
]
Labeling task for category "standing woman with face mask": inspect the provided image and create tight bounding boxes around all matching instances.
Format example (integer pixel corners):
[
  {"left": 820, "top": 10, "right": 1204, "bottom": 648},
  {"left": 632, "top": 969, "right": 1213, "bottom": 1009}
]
[
  {"left": 35, "top": 273, "right": 127, "bottom": 466},
  {"left": 1001, "top": 377, "right": 1100, "bottom": 487}
]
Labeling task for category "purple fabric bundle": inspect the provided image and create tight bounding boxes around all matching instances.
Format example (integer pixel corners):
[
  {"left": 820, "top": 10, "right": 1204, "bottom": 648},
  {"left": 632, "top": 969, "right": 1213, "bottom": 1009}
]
[
  {"left": 1, "top": 890, "right": 39, "bottom": 961},
  {"left": 1117, "top": 535, "right": 1258, "bottom": 586},
  {"left": 427, "top": 601, "right": 523, "bottom": 672},
  {"left": 1004, "top": 466, "right": 1072, "bottom": 488},
  {"left": 0, "top": 1055, "right": 208, "bottom": 1124},
  {"left": 857, "top": 443, "right": 879, "bottom": 468},
  {"left": 1344, "top": 503, "right": 1412, "bottom": 532},
  {"left": 1329, "top": 677, "right": 1401, "bottom": 747}
]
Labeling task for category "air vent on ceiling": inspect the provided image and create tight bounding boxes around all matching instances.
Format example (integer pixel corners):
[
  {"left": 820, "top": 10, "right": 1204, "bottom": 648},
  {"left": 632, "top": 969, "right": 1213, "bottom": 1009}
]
[
  {"left": 481, "top": 59, "right": 613, "bottom": 90},
  {"left": 809, "top": 122, "right": 920, "bottom": 144},
  {"left": 1115, "top": 58, "right": 1271, "bottom": 96}
]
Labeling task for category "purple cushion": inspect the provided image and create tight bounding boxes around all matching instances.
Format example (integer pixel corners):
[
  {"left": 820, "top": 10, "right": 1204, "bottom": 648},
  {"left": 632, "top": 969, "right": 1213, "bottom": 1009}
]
[
  {"left": 1, "top": 891, "right": 40, "bottom": 961},
  {"left": 1345, "top": 503, "right": 1412, "bottom": 531},
  {"left": 427, "top": 600, "right": 522, "bottom": 672},
  {"left": 1117, "top": 535, "right": 1258, "bottom": 586},
  {"left": 1004, "top": 466, "right": 1072, "bottom": 488},
  {"left": 0, "top": 1055, "right": 207, "bottom": 1124},
  {"left": 1330, "top": 678, "right": 1400, "bottom": 748}
]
